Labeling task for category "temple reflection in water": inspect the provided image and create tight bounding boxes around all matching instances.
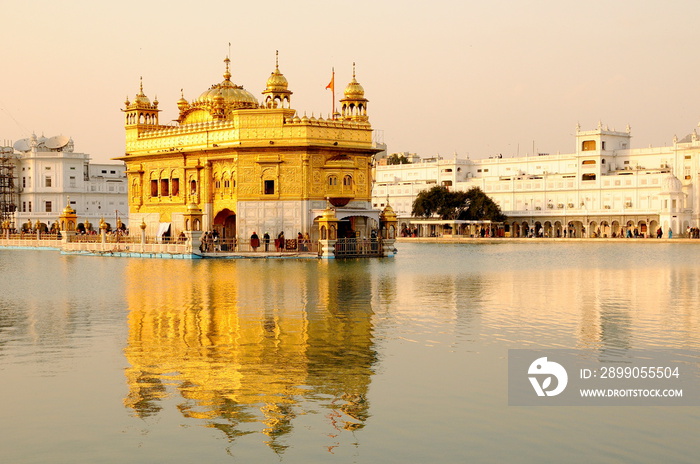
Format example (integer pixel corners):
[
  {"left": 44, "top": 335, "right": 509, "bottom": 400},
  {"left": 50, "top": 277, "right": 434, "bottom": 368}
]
[{"left": 122, "top": 259, "right": 377, "bottom": 452}]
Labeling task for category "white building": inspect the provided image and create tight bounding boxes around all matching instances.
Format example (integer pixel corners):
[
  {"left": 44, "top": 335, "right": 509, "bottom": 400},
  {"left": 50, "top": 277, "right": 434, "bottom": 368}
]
[
  {"left": 373, "top": 123, "right": 699, "bottom": 238},
  {"left": 11, "top": 134, "right": 128, "bottom": 230}
]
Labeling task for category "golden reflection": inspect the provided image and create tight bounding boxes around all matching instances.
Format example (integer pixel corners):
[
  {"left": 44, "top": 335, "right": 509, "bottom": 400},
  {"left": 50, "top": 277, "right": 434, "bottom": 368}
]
[{"left": 122, "top": 259, "right": 377, "bottom": 451}]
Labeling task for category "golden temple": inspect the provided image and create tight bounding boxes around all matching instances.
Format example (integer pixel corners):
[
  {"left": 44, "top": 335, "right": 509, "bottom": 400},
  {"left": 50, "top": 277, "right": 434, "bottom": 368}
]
[{"left": 117, "top": 54, "right": 383, "bottom": 243}]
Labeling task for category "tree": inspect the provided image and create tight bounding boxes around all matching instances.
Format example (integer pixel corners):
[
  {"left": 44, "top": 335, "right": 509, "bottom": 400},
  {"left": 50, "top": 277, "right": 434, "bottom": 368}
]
[
  {"left": 412, "top": 186, "right": 468, "bottom": 220},
  {"left": 462, "top": 187, "right": 507, "bottom": 222},
  {"left": 412, "top": 185, "right": 506, "bottom": 222},
  {"left": 386, "top": 153, "right": 411, "bottom": 165}
]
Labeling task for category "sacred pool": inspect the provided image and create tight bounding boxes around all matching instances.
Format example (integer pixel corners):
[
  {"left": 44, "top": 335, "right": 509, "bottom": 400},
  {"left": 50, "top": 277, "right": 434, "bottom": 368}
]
[{"left": 0, "top": 242, "right": 698, "bottom": 463}]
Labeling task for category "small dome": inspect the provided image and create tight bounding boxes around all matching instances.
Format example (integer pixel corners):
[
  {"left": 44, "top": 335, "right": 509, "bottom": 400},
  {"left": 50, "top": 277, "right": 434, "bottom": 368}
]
[
  {"left": 661, "top": 174, "right": 682, "bottom": 193},
  {"left": 62, "top": 203, "right": 76, "bottom": 215},
  {"left": 344, "top": 77, "right": 365, "bottom": 99},
  {"left": 134, "top": 92, "right": 151, "bottom": 105},
  {"left": 129, "top": 78, "right": 153, "bottom": 107},
  {"left": 266, "top": 67, "right": 289, "bottom": 91},
  {"left": 380, "top": 203, "right": 397, "bottom": 221},
  {"left": 177, "top": 91, "right": 189, "bottom": 110}
]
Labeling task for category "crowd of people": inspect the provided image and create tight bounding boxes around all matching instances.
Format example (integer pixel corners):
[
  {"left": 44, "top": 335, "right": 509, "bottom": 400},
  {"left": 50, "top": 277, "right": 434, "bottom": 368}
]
[{"left": 198, "top": 230, "right": 313, "bottom": 253}]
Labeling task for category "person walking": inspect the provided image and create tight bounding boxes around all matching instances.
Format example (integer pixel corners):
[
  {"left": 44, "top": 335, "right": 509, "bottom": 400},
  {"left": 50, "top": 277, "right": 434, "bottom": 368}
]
[
  {"left": 263, "top": 232, "right": 270, "bottom": 251},
  {"left": 250, "top": 231, "right": 260, "bottom": 251}
]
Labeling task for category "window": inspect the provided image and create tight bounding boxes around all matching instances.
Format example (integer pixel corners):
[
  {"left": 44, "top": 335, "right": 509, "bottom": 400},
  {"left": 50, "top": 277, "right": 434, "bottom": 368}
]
[
  {"left": 264, "top": 180, "right": 275, "bottom": 195},
  {"left": 22, "top": 177, "right": 26, "bottom": 188},
  {"left": 151, "top": 180, "right": 158, "bottom": 197},
  {"left": 190, "top": 180, "right": 197, "bottom": 194},
  {"left": 343, "top": 175, "right": 352, "bottom": 186},
  {"left": 28, "top": 201, "right": 32, "bottom": 212},
  {"left": 582, "top": 160, "right": 596, "bottom": 165},
  {"left": 70, "top": 176, "right": 76, "bottom": 188},
  {"left": 602, "top": 141, "right": 606, "bottom": 150},
  {"left": 582, "top": 140, "right": 596, "bottom": 151},
  {"left": 102, "top": 170, "right": 107, "bottom": 174},
  {"left": 45, "top": 177, "right": 52, "bottom": 187},
  {"left": 22, "top": 201, "right": 26, "bottom": 212},
  {"left": 45, "top": 201, "right": 52, "bottom": 213},
  {"left": 582, "top": 173, "right": 596, "bottom": 181},
  {"left": 110, "top": 170, "right": 116, "bottom": 174},
  {"left": 172, "top": 178, "right": 180, "bottom": 196},
  {"left": 328, "top": 176, "right": 338, "bottom": 186},
  {"left": 160, "top": 179, "right": 169, "bottom": 196}
]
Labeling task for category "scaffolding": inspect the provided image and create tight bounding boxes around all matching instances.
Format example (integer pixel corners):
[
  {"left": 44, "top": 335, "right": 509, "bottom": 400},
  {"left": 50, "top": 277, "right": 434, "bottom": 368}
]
[{"left": 1, "top": 145, "right": 18, "bottom": 227}]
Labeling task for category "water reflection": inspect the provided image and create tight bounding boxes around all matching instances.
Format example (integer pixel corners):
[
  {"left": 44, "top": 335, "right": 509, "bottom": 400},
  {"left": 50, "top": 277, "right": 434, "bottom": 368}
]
[{"left": 122, "top": 259, "right": 377, "bottom": 452}]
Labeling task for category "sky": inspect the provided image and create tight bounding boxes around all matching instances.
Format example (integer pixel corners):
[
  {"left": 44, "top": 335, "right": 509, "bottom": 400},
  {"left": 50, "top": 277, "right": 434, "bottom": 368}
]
[{"left": 2, "top": 0, "right": 700, "bottom": 163}]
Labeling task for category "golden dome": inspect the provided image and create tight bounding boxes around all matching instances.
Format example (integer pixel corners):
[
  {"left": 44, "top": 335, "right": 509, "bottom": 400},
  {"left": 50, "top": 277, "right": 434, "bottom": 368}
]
[
  {"left": 133, "top": 78, "right": 151, "bottom": 105},
  {"left": 380, "top": 203, "right": 397, "bottom": 221},
  {"left": 266, "top": 50, "right": 289, "bottom": 91},
  {"left": 343, "top": 64, "right": 365, "bottom": 99},
  {"left": 62, "top": 203, "right": 76, "bottom": 215},
  {"left": 266, "top": 65, "right": 289, "bottom": 91},
  {"left": 344, "top": 77, "right": 365, "bottom": 99},
  {"left": 195, "top": 57, "right": 258, "bottom": 109}
]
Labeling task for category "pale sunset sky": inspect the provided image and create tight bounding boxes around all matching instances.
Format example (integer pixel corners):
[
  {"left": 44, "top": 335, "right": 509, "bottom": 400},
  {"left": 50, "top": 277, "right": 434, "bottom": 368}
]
[{"left": 2, "top": 0, "right": 699, "bottom": 162}]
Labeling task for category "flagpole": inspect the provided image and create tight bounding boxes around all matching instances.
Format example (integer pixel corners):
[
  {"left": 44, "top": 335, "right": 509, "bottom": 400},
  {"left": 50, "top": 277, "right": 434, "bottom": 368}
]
[
  {"left": 331, "top": 67, "right": 335, "bottom": 118},
  {"left": 326, "top": 67, "right": 336, "bottom": 119}
]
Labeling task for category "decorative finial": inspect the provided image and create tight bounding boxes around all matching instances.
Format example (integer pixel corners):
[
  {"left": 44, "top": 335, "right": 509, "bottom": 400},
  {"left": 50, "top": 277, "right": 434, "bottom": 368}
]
[
  {"left": 139, "top": 76, "right": 144, "bottom": 94},
  {"left": 352, "top": 62, "right": 356, "bottom": 79},
  {"left": 223, "top": 56, "right": 231, "bottom": 81},
  {"left": 275, "top": 49, "right": 279, "bottom": 69}
]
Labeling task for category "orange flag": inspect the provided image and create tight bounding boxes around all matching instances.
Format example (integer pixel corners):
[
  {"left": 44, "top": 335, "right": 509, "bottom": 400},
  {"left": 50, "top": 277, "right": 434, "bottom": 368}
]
[{"left": 325, "top": 69, "right": 334, "bottom": 91}]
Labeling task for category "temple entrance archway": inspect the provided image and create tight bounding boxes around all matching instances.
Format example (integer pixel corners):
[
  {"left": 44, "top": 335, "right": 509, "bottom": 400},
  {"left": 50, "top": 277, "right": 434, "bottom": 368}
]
[{"left": 213, "top": 208, "right": 236, "bottom": 240}]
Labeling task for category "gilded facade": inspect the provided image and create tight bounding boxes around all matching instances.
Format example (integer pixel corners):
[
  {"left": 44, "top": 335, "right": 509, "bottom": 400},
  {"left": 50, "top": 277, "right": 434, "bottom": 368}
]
[{"left": 118, "top": 55, "right": 382, "bottom": 242}]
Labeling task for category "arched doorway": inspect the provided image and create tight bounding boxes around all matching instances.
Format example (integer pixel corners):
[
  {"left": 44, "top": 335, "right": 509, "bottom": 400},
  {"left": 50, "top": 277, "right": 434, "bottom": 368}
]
[
  {"left": 213, "top": 208, "right": 236, "bottom": 240},
  {"left": 611, "top": 220, "right": 620, "bottom": 237},
  {"left": 543, "top": 221, "right": 553, "bottom": 238},
  {"left": 554, "top": 221, "right": 563, "bottom": 237},
  {"left": 521, "top": 221, "right": 530, "bottom": 237}
]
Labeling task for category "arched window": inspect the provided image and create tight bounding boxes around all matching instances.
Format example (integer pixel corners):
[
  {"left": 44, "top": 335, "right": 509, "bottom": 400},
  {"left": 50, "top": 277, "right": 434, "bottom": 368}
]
[
  {"left": 582, "top": 160, "right": 596, "bottom": 165},
  {"left": 160, "top": 178, "right": 170, "bottom": 196},
  {"left": 328, "top": 175, "right": 338, "bottom": 186},
  {"left": 190, "top": 180, "right": 197, "bottom": 195},
  {"left": 343, "top": 175, "right": 352, "bottom": 186},
  {"left": 582, "top": 140, "right": 596, "bottom": 151}
]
